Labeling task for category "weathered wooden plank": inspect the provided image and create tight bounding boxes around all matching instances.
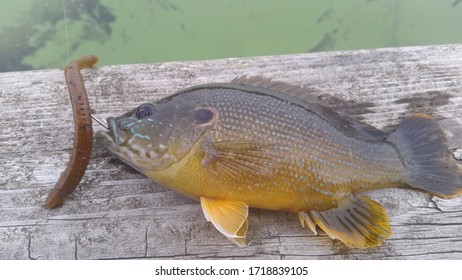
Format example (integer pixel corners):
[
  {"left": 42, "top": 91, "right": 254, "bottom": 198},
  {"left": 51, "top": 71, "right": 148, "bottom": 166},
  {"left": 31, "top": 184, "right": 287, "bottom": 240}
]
[{"left": 1, "top": 45, "right": 462, "bottom": 259}]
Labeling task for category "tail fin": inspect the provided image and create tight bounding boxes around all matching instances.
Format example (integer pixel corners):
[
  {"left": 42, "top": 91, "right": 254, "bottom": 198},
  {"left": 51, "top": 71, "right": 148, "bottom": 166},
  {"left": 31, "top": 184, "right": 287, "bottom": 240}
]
[{"left": 387, "top": 114, "right": 462, "bottom": 198}]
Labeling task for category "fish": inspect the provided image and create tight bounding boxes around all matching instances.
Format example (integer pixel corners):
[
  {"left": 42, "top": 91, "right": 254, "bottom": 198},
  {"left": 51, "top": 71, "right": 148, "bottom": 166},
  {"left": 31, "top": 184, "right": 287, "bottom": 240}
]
[{"left": 95, "top": 76, "right": 462, "bottom": 248}]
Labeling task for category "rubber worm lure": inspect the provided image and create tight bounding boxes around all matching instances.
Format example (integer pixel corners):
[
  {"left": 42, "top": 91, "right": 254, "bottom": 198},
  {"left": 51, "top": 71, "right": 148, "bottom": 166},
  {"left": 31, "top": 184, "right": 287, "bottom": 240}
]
[{"left": 45, "top": 55, "right": 99, "bottom": 209}]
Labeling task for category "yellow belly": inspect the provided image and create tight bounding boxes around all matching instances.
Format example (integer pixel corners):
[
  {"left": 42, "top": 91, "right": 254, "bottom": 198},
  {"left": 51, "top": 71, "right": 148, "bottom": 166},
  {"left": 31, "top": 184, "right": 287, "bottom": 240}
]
[{"left": 144, "top": 143, "right": 351, "bottom": 212}]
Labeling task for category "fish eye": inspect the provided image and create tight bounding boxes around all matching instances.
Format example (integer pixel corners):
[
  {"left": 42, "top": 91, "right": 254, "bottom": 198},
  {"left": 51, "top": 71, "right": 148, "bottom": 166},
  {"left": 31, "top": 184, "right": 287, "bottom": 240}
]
[
  {"left": 194, "top": 108, "right": 214, "bottom": 124},
  {"left": 136, "top": 103, "right": 155, "bottom": 119}
]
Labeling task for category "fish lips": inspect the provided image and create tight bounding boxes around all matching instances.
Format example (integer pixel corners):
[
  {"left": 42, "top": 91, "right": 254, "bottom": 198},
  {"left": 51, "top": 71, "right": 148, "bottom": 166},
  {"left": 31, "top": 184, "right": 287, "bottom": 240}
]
[
  {"left": 95, "top": 117, "right": 172, "bottom": 172},
  {"left": 107, "top": 117, "right": 128, "bottom": 146},
  {"left": 95, "top": 124, "right": 145, "bottom": 173},
  {"left": 95, "top": 117, "right": 130, "bottom": 160}
]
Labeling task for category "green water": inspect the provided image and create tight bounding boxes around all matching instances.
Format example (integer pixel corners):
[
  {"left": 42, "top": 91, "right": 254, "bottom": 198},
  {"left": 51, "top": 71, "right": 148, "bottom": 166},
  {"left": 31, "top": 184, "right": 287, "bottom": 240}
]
[{"left": 1, "top": 0, "right": 461, "bottom": 72}]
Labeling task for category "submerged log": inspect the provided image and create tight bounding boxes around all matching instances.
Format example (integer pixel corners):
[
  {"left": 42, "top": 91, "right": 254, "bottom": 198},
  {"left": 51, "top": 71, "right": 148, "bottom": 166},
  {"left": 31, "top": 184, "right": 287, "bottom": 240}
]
[{"left": 1, "top": 44, "right": 462, "bottom": 259}]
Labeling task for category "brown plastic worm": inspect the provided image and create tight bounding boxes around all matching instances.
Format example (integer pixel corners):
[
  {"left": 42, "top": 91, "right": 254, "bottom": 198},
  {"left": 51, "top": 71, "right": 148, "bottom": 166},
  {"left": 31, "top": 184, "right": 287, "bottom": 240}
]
[{"left": 45, "top": 55, "right": 99, "bottom": 209}]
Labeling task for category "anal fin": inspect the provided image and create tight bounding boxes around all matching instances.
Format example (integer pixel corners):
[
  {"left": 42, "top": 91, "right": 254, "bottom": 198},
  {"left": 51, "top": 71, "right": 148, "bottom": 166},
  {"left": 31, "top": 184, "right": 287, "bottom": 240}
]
[
  {"left": 298, "top": 211, "right": 318, "bottom": 235},
  {"left": 299, "top": 195, "right": 392, "bottom": 249},
  {"left": 200, "top": 197, "right": 249, "bottom": 247}
]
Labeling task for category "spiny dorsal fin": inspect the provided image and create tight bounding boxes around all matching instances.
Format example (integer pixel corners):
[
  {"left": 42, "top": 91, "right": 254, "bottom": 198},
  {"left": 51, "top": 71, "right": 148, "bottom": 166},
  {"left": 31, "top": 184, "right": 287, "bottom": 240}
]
[
  {"left": 231, "top": 76, "right": 322, "bottom": 104},
  {"left": 231, "top": 76, "right": 387, "bottom": 141},
  {"left": 307, "top": 102, "right": 388, "bottom": 141}
]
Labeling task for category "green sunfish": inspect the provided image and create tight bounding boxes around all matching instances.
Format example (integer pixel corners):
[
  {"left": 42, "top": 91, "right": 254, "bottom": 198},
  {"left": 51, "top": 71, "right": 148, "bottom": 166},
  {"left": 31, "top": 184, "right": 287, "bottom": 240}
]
[{"left": 96, "top": 77, "right": 462, "bottom": 248}]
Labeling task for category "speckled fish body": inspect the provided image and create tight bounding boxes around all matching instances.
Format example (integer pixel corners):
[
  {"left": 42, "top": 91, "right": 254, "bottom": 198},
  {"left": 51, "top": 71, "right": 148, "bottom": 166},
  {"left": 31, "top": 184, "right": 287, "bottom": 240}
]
[
  {"left": 96, "top": 77, "right": 462, "bottom": 248},
  {"left": 135, "top": 85, "right": 404, "bottom": 211}
]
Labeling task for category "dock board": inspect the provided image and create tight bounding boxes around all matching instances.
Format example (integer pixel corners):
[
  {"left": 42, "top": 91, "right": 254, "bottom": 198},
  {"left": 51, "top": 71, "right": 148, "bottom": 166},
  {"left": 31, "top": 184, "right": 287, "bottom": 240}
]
[{"left": 1, "top": 45, "right": 462, "bottom": 259}]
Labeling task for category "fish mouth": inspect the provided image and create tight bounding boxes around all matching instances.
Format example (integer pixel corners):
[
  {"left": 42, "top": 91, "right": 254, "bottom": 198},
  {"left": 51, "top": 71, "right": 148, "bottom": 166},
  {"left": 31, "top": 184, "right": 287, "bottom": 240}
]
[
  {"left": 95, "top": 118, "right": 169, "bottom": 172},
  {"left": 95, "top": 130, "right": 141, "bottom": 172},
  {"left": 108, "top": 116, "right": 128, "bottom": 146}
]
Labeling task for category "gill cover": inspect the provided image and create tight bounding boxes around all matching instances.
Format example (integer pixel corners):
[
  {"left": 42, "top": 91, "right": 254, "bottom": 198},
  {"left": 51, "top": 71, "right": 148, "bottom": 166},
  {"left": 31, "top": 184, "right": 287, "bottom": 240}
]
[{"left": 96, "top": 97, "right": 218, "bottom": 173}]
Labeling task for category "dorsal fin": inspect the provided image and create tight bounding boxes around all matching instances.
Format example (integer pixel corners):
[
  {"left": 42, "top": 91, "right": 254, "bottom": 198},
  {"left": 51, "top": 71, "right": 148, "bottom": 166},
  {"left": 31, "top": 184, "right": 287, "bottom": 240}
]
[
  {"left": 230, "top": 76, "right": 387, "bottom": 141},
  {"left": 231, "top": 76, "right": 322, "bottom": 104}
]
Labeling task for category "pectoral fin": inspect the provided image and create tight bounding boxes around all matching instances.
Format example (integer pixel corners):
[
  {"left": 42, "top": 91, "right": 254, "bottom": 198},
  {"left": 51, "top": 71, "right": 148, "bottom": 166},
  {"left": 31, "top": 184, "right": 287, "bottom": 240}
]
[
  {"left": 299, "top": 195, "right": 392, "bottom": 248},
  {"left": 200, "top": 197, "right": 249, "bottom": 247},
  {"left": 201, "top": 135, "right": 280, "bottom": 179}
]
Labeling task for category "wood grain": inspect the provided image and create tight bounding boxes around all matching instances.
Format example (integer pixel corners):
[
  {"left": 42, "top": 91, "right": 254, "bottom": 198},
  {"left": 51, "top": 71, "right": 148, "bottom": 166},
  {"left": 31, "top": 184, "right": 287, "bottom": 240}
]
[{"left": 1, "top": 45, "right": 462, "bottom": 259}]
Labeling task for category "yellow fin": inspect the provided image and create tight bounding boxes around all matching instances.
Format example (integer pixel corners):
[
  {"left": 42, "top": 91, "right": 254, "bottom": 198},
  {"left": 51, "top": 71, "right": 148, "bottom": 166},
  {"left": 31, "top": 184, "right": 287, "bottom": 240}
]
[
  {"left": 298, "top": 211, "right": 318, "bottom": 235},
  {"left": 305, "top": 195, "right": 392, "bottom": 248},
  {"left": 202, "top": 136, "right": 280, "bottom": 179},
  {"left": 200, "top": 197, "right": 249, "bottom": 241},
  {"left": 227, "top": 219, "right": 249, "bottom": 247}
]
